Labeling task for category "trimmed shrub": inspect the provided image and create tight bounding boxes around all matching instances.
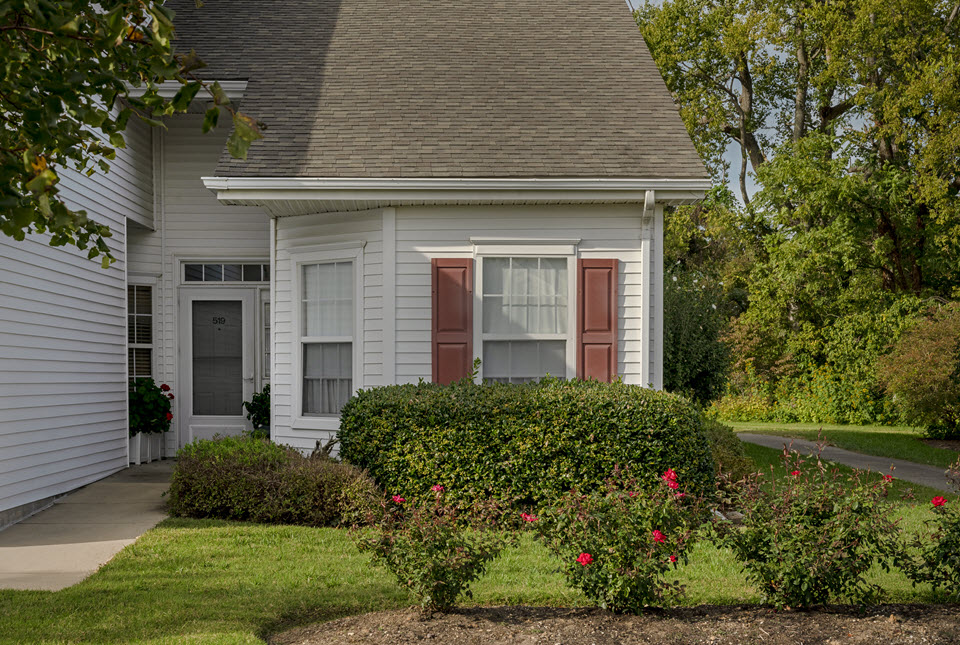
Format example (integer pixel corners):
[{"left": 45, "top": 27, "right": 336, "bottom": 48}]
[
  {"left": 700, "top": 418, "right": 752, "bottom": 483},
  {"left": 535, "top": 466, "right": 707, "bottom": 613},
  {"left": 167, "top": 435, "right": 379, "bottom": 527},
  {"left": 339, "top": 379, "right": 715, "bottom": 510}
]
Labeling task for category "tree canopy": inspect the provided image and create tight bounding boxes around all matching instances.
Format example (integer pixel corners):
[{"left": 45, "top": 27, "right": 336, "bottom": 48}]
[
  {"left": 638, "top": 0, "right": 960, "bottom": 423},
  {"left": 0, "top": 0, "right": 262, "bottom": 266}
]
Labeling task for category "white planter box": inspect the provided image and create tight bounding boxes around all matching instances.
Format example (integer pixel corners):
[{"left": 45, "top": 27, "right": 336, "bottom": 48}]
[{"left": 129, "top": 433, "right": 164, "bottom": 465}]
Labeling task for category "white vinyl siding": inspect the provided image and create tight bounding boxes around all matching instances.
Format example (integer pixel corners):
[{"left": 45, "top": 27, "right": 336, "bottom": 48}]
[
  {"left": 0, "top": 117, "right": 154, "bottom": 517},
  {"left": 126, "top": 114, "right": 270, "bottom": 454},
  {"left": 394, "top": 204, "right": 654, "bottom": 387},
  {"left": 273, "top": 213, "right": 383, "bottom": 451}
]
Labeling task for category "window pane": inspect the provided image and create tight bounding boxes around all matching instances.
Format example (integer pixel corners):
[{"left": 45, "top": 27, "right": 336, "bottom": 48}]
[
  {"left": 303, "top": 342, "right": 352, "bottom": 415},
  {"left": 204, "top": 264, "right": 223, "bottom": 282},
  {"left": 185, "top": 264, "right": 204, "bottom": 281},
  {"left": 303, "top": 261, "right": 352, "bottom": 337},
  {"left": 262, "top": 264, "right": 270, "bottom": 281},
  {"left": 243, "top": 264, "right": 262, "bottom": 282},
  {"left": 132, "top": 315, "right": 152, "bottom": 344},
  {"left": 134, "top": 286, "right": 152, "bottom": 315},
  {"left": 223, "top": 264, "right": 243, "bottom": 281},
  {"left": 483, "top": 340, "right": 565, "bottom": 384},
  {"left": 482, "top": 258, "right": 567, "bottom": 334},
  {"left": 128, "top": 347, "right": 152, "bottom": 379}
]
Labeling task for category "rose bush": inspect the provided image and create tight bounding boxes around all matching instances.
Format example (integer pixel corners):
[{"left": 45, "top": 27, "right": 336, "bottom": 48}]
[
  {"left": 354, "top": 488, "right": 513, "bottom": 613},
  {"left": 714, "top": 450, "right": 901, "bottom": 609},
  {"left": 535, "top": 466, "right": 707, "bottom": 613},
  {"left": 898, "top": 459, "right": 960, "bottom": 599}
]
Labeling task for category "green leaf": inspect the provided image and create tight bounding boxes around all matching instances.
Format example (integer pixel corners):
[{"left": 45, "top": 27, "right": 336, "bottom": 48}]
[
  {"left": 209, "top": 81, "right": 231, "bottom": 106},
  {"left": 171, "top": 82, "right": 202, "bottom": 112},
  {"left": 202, "top": 106, "right": 220, "bottom": 133},
  {"left": 25, "top": 169, "right": 59, "bottom": 193}
]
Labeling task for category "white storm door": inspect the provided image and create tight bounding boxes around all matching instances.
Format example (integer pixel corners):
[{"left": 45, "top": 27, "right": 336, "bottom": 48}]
[{"left": 179, "top": 288, "right": 256, "bottom": 444}]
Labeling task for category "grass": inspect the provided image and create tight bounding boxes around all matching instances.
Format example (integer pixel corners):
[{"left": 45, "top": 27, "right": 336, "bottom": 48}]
[
  {"left": 1, "top": 444, "right": 956, "bottom": 644},
  {"left": 729, "top": 420, "right": 960, "bottom": 469}
]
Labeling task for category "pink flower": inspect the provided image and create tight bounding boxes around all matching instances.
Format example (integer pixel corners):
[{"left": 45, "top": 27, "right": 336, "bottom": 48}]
[
  {"left": 662, "top": 468, "right": 678, "bottom": 482},
  {"left": 521, "top": 512, "right": 538, "bottom": 523},
  {"left": 652, "top": 530, "right": 666, "bottom": 544},
  {"left": 160, "top": 384, "right": 171, "bottom": 392},
  {"left": 883, "top": 475, "right": 894, "bottom": 482},
  {"left": 431, "top": 485, "right": 444, "bottom": 492},
  {"left": 669, "top": 554, "right": 678, "bottom": 563},
  {"left": 932, "top": 496, "right": 947, "bottom": 508},
  {"left": 666, "top": 480, "right": 680, "bottom": 490},
  {"left": 576, "top": 553, "right": 593, "bottom": 566},
  {"left": 791, "top": 470, "right": 801, "bottom": 477},
  {"left": 391, "top": 495, "right": 405, "bottom": 504}
]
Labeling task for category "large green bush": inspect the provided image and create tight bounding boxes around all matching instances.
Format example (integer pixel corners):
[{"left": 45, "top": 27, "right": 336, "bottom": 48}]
[
  {"left": 339, "top": 379, "right": 715, "bottom": 509},
  {"left": 167, "top": 436, "right": 379, "bottom": 527}
]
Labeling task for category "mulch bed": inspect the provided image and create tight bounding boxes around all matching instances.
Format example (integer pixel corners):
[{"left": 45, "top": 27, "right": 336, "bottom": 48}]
[
  {"left": 271, "top": 604, "right": 960, "bottom": 645},
  {"left": 922, "top": 439, "right": 960, "bottom": 454}
]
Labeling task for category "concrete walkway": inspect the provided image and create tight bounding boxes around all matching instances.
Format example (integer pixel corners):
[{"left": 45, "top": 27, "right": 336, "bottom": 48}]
[
  {"left": 738, "top": 433, "right": 953, "bottom": 493},
  {"left": 0, "top": 460, "right": 173, "bottom": 591}
]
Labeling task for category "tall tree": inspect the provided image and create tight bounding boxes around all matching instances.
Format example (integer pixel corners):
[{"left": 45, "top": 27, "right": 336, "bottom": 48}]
[{"left": 0, "top": 0, "right": 263, "bottom": 266}]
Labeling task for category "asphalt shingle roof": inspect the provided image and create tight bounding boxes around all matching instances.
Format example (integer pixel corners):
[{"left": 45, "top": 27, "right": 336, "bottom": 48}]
[{"left": 167, "top": 0, "right": 707, "bottom": 180}]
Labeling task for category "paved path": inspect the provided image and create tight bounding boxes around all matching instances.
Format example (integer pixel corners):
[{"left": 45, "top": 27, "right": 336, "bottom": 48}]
[
  {"left": 738, "top": 433, "right": 952, "bottom": 493},
  {"left": 0, "top": 459, "right": 173, "bottom": 591}
]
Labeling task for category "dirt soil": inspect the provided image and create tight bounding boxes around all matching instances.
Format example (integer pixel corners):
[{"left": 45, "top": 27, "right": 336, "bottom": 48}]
[
  {"left": 271, "top": 604, "right": 960, "bottom": 645},
  {"left": 922, "top": 439, "right": 960, "bottom": 454}
]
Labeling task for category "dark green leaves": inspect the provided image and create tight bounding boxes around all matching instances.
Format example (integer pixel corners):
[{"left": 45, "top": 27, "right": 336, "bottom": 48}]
[{"left": 226, "top": 113, "right": 264, "bottom": 160}]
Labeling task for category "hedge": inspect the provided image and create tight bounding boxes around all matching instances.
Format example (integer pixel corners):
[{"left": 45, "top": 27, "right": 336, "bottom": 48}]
[
  {"left": 166, "top": 435, "right": 379, "bottom": 527},
  {"left": 339, "top": 379, "right": 714, "bottom": 509}
]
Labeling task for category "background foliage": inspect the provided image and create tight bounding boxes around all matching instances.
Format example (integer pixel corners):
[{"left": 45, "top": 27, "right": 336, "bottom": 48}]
[{"left": 638, "top": 0, "right": 960, "bottom": 422}]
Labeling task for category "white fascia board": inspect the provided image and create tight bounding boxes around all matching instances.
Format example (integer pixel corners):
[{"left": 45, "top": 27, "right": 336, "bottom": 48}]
[
  {"left": 126, "top": 80, "right": 247, "bottom": 101},
  {"left": 201, "top": 177, "right": 712, "bottom": 205}
]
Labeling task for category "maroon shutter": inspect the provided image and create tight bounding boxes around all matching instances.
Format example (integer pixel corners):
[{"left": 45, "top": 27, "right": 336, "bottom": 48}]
[
  {"left": 432, "top": 258, "right": 474, "bottom": 385},
  {"left": 577, "top": 259, "right": 618, "bottom": 382}
]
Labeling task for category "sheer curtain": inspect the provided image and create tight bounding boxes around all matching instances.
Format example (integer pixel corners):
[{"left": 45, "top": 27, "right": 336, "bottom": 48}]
[
  {"left": 301, "top": 261, "right": 353, "bottom": 415},
  {"left": 482, "top": 257, "right": 568, "bottom": 383}
]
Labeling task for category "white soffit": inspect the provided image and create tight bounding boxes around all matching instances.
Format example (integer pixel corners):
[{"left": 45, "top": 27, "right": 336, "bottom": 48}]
[
  {"left": 201, "top": 177, "right": 711, "bottom": 216},
  {"left": 126, "top": 80, "right": 248, "bottom": 101}
]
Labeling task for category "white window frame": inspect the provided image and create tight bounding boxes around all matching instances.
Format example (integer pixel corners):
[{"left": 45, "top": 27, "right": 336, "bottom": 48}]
[
  {"left": 127, "top": 276, "right": 158, "bottom": 384},
  {"left": 290, "top": 243, "right": 365, "bottom": 431},
  {"left": 471, "top": 239, "right": 579, "bottom": 383}
]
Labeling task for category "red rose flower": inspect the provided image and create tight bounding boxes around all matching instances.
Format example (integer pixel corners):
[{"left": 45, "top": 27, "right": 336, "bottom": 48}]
[
  {"left": 791, "top": 470, "right": 801, "bottom": 476},
  {"left": 521, "top": 512, "right": 538, "bottom": 523},
  {"left": 431, "top": 485, "right": 444, "bottom": 492},
  {"left": 576, "top": 553, "right": 593, "bottom": 566},
  {"left": 883, "top": 475, "right": 894, "bottom": 482},
  {"left": 932, "top": 496, "right": 947, "bottom": 507},
  {"left": 652, "top": 530, "right": 666, "bottom": 544},
  {"left": 667, "top": 480, "right": 679, "bottom": 490},
  {"left": 669, "top": 554, "right": 678, "bottom": 563},
  {"left": 391, "top": 495, "right": 405, "bottom": 504},
  {"left": 165, "top": 412, "right": 173, "bottom": 421},
  {"left": 662, "top": 468, "right": 678, "bottom": 482},
  {"left": 160, "top": 384, "right": 171, "bottom": 392},
  {"left": 167, "top": 394, "right": 175, "bottom": 400}
]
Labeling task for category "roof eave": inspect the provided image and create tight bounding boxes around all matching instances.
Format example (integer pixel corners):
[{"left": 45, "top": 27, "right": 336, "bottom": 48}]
[{"left": 201, "top": 177, "right": 712, "bottom": 216}]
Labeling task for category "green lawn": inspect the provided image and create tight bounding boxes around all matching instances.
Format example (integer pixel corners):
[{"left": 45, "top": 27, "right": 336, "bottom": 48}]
[
  {"left": 729, "top": 420, "right": 960, "bottom": 469},
  {"left": 0, "top": 445, "right": 955, "bottom": 645}
]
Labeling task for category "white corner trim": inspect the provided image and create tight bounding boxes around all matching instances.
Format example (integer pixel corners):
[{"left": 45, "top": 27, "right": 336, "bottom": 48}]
[
  {"left": 643, "top": 190, "right": 656, "bottom": 219},
  {"left": 126, "top": 80, "right": 248, "bottom": 101},
  {"left": 201, "top": 177, "right": 711, "bottom": 205}
]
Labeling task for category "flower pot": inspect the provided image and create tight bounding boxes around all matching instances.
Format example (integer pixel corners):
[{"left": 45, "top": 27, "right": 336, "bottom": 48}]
[{"left": 129, "top": 432, "right": 161, "bottom": 465}]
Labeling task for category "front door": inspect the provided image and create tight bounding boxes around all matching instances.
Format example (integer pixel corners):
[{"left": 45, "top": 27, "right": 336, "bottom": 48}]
[{"left": 179, "top": 288, "right": 256, "bottom": 444}]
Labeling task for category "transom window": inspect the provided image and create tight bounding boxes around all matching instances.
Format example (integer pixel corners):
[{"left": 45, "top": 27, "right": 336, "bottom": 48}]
[
  {"left": 301, "top": 261, "right": 353, "bottom": 415},
  {"left": 481, "top": 257, "right": 569, "bottom": 383},
  {"left": 184, "top": 263, "right": 270, "bottom": 283}
]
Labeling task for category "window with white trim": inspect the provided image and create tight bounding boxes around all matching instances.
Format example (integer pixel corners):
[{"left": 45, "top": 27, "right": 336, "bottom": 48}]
[
  {"left": 300, "top": 261, "right": 354, "bottom": 415},
  {"left": 481, "top": 257, "right": 570, "bottom": 383},
  {"left": 127, "top": 285, "right": 153, "bottom": 385}
]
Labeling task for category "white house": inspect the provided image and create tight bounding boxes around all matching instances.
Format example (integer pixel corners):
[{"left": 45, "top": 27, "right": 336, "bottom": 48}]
[{"left": 0, "top": 0, "right": 709, "bottom": 527}]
